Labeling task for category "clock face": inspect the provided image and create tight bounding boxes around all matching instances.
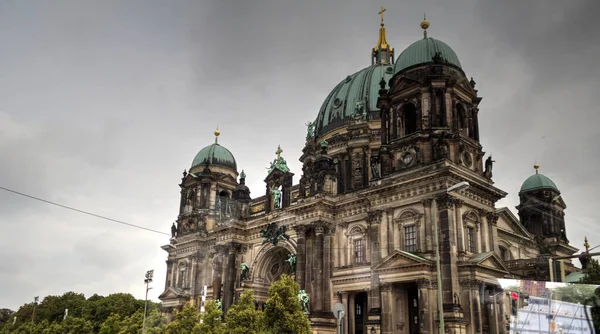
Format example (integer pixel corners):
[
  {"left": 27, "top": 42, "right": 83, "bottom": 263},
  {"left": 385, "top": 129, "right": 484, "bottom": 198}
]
[
  {"left": 462, "top": 151, "right": 472, "bottom": 167},
  {"left": 402, "top": 152, "right": 414, "bottom": 166}
]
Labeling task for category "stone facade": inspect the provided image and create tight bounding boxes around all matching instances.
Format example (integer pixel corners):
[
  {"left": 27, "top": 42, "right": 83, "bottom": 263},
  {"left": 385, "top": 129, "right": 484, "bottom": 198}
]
[{"left": 159, "top": 16, "right": 580, "bottom": 334}]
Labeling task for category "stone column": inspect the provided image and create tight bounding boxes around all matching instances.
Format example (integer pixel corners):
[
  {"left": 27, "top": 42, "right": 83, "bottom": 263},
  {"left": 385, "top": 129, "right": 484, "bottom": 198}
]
[
  {"left": 386, "top": 208, "right": 395, "bottom": 255},
  {"left": 323, "top": 225, "right": 333, "bottom": 311},
  {"left": 349, "top": 293, "right": 355, "bottom": 334},
  {"left": 211, "top": 253, "right": 223, "bottom": 300},
  {"left": 417, "top": 279, "right": 432, "bottom": 334},
  {"left": 314, "top": 221, "right": 325, "bottom": 312},
  {"left": 367, "top": 211, "right": 382, "bottom": 328},
  {"left": 341, "top": 292, "right": 349, "bottom": 334},
  {"left": 487, "top": 213, "right": 500, "bottom": 254},
  {"left": 190, "top": 257, "right": 198, "bottom": 300},
  {"left": 435, "top": 194, "right": 461, "bottom": 313},
  {"left": 165, "top": 260, "right": 173, "bottom": 290},
  {"left": 422, "top": 199, "right": 433, "bottom": 253},
  {"left": 381, "top": 210, "right": 389, "bottom": 258},
  {"left": 380, "top": 283, "right": 394, "bottom": 334},
  {"left": 455, "top": 200, "right": 465, "bottom": 254},
  {"left": 223, "top": 242, "right": 240, "bottom": 314},
  {"left": 294, "top": 225, "right": 307, "bottom": 289},
  {"left": 479, "top": 210, "right": 490, "bottom": 252}
]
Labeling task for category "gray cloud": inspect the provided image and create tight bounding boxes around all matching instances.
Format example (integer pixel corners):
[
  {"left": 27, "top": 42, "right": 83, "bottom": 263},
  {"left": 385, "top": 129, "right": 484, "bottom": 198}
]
[{"left": 0, "top": 0, "right": 598, "bottom": 310}]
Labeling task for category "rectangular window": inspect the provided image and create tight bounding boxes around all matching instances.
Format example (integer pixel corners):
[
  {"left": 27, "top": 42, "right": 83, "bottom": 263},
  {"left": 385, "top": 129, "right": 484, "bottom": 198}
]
[
  {"left": 354, "top": 239, "right": 365, "bottom": 264},
  {"left": 404, "top": 225, "right": 417, "bottom": 252},
  {"left": 466, "top": 227, "right": 475, "bottom": 253}
]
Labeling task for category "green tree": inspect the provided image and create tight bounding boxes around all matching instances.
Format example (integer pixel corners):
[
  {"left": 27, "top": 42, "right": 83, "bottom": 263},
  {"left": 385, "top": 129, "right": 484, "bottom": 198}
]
[
  {"left": 41, "top": 316, "right": 93, "bottom": 334},
  {"left": 114, "top": 309, "right": 166, "bottom": 334},
  {"left": 0, "top": 309, "right": 14, "bottom": 326},
  {"left": 99, "top": 313, "right": 122, "bottom": 334},
  {"left": 226, "top": 290, "right": 264, "bottom": 334},
  {"left": 197, "top": 301, "right": 224, "bottom": 334},
  {"left": 580, "top": 257, "right": 600, "bottom": 285},
  {"left": 263, "top": 274, "right": 311, "bottom": 334},
  {"left": 552, "top": 283, "right": 597, "bottom": 304},
  {"left": 165, "top": 302, "right": 202, "bottom": 334}
]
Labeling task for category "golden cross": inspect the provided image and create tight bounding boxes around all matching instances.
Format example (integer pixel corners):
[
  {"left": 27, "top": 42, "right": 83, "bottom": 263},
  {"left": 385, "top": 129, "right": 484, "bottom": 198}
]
[
  {"left": 379, "top": 6, "right": 386, "bottom": 23},
  {"left": 275, "top": 145, "right": 283, "bottom": 160}
]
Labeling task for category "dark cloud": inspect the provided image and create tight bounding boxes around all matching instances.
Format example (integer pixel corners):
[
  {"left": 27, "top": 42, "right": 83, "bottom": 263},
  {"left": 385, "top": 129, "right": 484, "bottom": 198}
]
[{"left": 0, "top": 0, "right": 598, "bottom": 309}]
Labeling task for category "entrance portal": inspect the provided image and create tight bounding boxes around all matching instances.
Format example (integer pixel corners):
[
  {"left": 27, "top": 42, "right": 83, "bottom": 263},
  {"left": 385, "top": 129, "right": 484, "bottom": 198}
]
[
  {"left": 354, "top": 292, "right": 368, "bottom": 334},
  {"left": 407, "top": 285, "right": 419, "bottom": 334}
]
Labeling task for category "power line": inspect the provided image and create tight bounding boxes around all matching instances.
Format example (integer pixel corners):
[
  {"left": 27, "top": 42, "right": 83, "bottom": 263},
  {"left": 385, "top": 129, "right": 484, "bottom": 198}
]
[{"left": 0, "top": 186, "right": 170, "bottom": 236}]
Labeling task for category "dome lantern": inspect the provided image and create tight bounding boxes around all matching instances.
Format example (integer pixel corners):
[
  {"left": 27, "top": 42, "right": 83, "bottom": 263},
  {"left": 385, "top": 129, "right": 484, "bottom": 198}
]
[{"left": 190, "top": 129, "right": 237, "bottom": 172}]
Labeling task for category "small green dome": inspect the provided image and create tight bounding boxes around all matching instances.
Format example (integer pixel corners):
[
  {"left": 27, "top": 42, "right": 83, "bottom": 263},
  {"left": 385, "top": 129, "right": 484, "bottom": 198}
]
[
  {"left": 394, "top": 37, "right": 462, "bottom": 73},
  {"left": 315, "top": 63, "right": 395, "bottom": 137},
  {"left": 191, "top": 143, "right": 237, "bottom": 171},
  {"left": 520, "top": 173, "right": 559, "bottom": 194}
]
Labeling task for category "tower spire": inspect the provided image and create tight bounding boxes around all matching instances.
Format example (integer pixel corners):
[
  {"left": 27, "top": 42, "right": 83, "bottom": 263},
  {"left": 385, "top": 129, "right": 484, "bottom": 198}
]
[
  {"left": 373, "top": 7, "right": 394, "bottom": 65},
  {"left": 421, "top": 13, "right": 430, "bottom": 39}
]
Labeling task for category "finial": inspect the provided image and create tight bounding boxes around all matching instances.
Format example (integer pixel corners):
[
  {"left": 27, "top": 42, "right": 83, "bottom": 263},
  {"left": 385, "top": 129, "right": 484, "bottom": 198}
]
[
  {"left": 240, "top": 170, "right": 246, "bottom": 180},
  {"left": 379, "top": 77, "right": 386, "bottom": 89},
  {"left": 379, "top": 6, "right": 386, "bottom": 27},
  {"left": 214, "top": 126, "right": 220, "bottom": 143},
  {"left": 533, "top": 163, "right": 540, "bottom": 174},
  {"left": 421, "top": 13, "right": 430, "bottom": 39},
  {"left": 373, "top": 7, "right": 393, "bottom": 64},
  {"left": 275, "top": 145, "right": 283, "bottom": 160},
  {"left": 584, "top": 236, "right": 590, "bottom": 253}
]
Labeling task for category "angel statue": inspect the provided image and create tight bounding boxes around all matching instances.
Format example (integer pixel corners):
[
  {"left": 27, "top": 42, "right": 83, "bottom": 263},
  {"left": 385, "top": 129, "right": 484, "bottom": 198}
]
[{"left": 298, "top": 290, "right": 310, "bottom": 314}]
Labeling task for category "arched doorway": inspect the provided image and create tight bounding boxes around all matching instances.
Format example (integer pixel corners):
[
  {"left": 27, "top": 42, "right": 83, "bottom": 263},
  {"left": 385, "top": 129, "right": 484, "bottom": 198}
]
[{"left": 251, "top": 244, "right": 296, "bottom": 302}]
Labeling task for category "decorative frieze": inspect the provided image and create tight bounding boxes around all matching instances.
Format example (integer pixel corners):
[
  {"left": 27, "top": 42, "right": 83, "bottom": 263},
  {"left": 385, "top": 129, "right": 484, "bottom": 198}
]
[{"left": 416, "top": 278, "right": 431, "bottom": 289}]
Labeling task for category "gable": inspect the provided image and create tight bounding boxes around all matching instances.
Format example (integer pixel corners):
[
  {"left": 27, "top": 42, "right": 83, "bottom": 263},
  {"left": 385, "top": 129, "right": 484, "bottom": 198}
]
[
  {"left": 462, "top": 252, "right": 509, "bottom": 274},
  {"left": 373, "top": 249, "right": 433, "bottom": 271},
  {"left": 496, "top": 208, "right": 530, "bottom": 239},
  {"left": 158, "top": 287, "right": 187, "bottom": 300}
]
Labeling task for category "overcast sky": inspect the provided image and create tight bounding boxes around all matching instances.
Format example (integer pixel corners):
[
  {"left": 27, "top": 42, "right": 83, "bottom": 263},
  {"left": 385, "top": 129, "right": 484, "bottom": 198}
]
[{"left": 1, "top": 0, "right": 599, "bottom": 310}]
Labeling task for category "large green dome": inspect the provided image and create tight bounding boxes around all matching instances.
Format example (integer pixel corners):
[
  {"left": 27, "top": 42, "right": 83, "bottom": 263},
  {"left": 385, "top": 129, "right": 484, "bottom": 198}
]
[
  {"left": 394, "top": 37, "right": 462, "bottom": 73},
  {"left": 315, "top": 63, "right": 395, "bottom": 137},
  {"left": 520, "top": 173, "right": 559, "bottom": 194},
  {"left": 191, "top": 143, "right": 237, "bottom": 171}
]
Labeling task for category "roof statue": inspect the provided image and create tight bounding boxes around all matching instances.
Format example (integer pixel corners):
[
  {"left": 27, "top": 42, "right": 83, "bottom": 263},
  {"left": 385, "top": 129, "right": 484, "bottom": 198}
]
[
  {"left": 306, "top": 121, "right": 315, "bottom": 140},
  {"left": 260, "top": 222, "right": 290, "bottom": 246},
  {"left": 267, "top": 145, "right": 290, "bottom": 174}
]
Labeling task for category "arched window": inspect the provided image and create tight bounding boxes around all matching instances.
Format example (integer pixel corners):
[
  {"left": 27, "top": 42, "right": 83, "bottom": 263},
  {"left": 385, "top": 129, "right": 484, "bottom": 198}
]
[
  {"left": 499, "top": 246, "right": 511, "bottom": 261},
  {"left": 403, "top": 104, "right": 418, "bottom": 136},
  {"left": 349, "top": 225, "right": 366, "bottom": 264},
  {"left": 457, "top": 103, "right": 468, "bottom": 136},
  {"left": 218, "top": 190, "right": 230, "bottom": 216}
]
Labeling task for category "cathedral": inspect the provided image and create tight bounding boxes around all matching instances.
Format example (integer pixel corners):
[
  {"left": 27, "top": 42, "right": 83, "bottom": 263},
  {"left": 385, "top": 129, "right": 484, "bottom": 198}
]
[{"left": 159, "top": 12, "right": 579, "bottom": 334}]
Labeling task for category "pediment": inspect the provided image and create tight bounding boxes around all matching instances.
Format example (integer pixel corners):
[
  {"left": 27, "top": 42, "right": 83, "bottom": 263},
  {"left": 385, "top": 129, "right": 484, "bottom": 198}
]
[
  {"left": 462, "top": 252, "right": 509, "bottom": 273},
  {"left": 496, "top": 208, "right": 531, "bottom": 239},
  {"left": 373, "top": 249, "right": 433, "bottom": 271},
  {"left": 390, "top": 77, "right": 421, "bottom": 95},
  {"left": 158, "top": 287, "right": 188, "bottom": 300}
]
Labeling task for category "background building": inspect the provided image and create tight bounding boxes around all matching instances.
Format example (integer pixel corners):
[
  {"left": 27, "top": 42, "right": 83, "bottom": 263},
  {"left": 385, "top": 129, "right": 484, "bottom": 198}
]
[{"left": 159, "top": 12, "right": 580, "bottom": 334}]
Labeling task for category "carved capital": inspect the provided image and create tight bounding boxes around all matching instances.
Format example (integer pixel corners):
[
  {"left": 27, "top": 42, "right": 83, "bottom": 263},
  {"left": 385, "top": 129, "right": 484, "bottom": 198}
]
[
  {"left": 416, "top": 278, "right": 431, "bottom": 289},
  {"left": 477, "top": 209, "right": 490, "bottom": 217},
  {"left": 366, "top": 210, "right": 382, "bottom": 224},
  {"left": 487, "top": 213, "right": 499, "bottom": 226},
  {"left": 436, "top": 194, "right": 456, "bottom": 210},
  {"left": 313, "top": 221, "right": 326, "bottom": 234},
  {"left": 380, "top": 283, "right": 393, "bottom": 292},
  {"left": 421, "top": 198, "right": 433, "bottom": 208},
  {"left": 215, "top": 244, "right": 229, "bottom": 256},
  {"left": 385, "top": 208, "right": 395, "bottom": 217},
  {"left": 228, "top": 242, "right": 241, "bottom": 254},
  {"left": 459, "top": 279, "right": 480, "bottom": 289},
  {"left": 454, "top": 199, "right": 464, "bottom": 208},
  {"left": 293, "top": 225, "right": 307, "bottom": 238}
]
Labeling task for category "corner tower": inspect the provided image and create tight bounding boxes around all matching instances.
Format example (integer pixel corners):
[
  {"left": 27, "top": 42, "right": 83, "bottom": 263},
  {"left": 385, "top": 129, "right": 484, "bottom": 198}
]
[{"left": 517, "top": 164, "right": 569, "bottom": 245}]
